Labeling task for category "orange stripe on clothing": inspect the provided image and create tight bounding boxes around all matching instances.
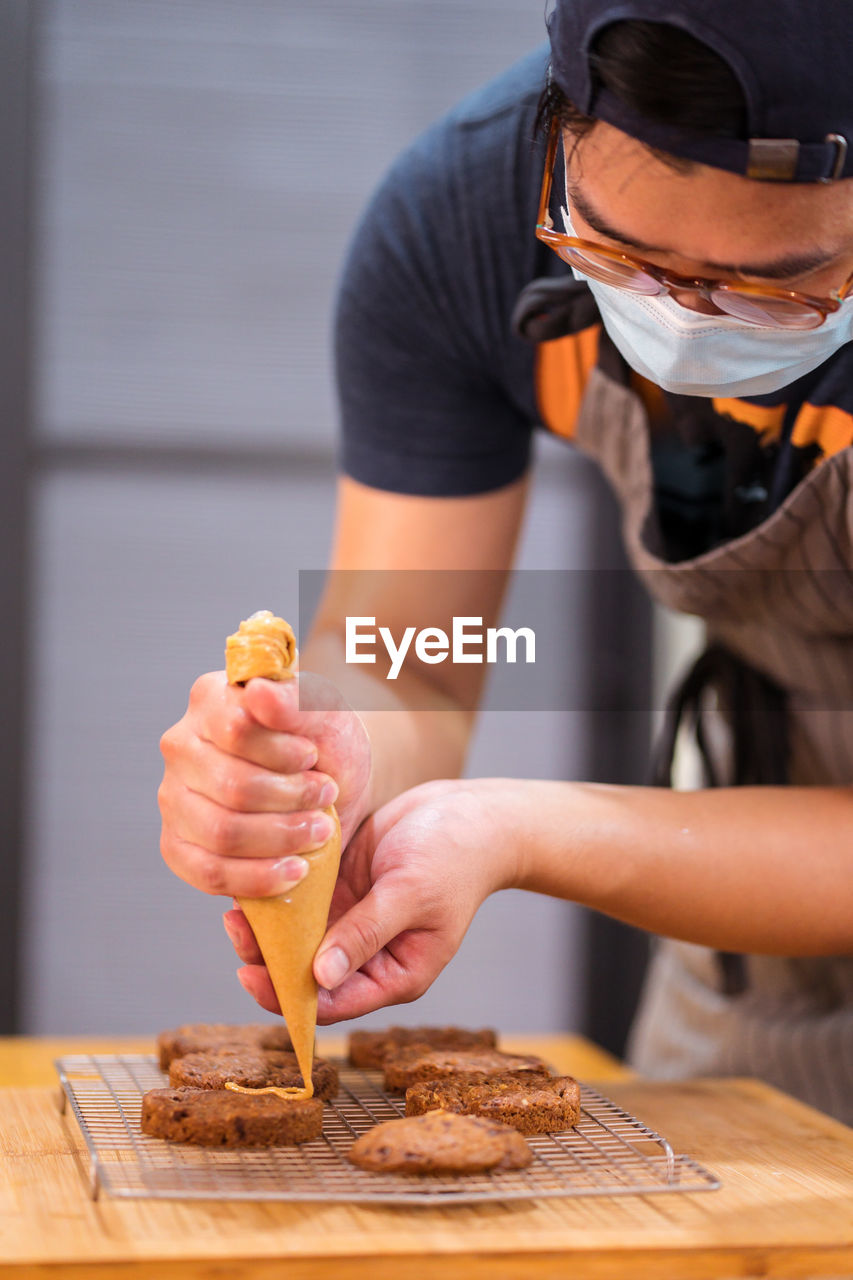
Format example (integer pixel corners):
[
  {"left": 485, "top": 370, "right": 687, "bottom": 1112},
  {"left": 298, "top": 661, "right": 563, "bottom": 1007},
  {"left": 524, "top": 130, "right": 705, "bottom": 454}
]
[
  {"left": 535, "top": 325, "right": 601, "bottom": 440},
  {"left": 790, "top": 402, "right": 853, "bottom": 460},
  {"left": 712, "top": 398, "right": 786, "bottom": 443},
  {"left": 630, "top": 372, "right": 669, "bottom": 427}
]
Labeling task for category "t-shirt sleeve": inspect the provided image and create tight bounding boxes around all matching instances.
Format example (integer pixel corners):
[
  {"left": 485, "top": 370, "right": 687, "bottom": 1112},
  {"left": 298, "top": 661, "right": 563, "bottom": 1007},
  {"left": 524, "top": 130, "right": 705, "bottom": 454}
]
[{"left": 334, "top": 78, "right": 543, "bottom": 497}]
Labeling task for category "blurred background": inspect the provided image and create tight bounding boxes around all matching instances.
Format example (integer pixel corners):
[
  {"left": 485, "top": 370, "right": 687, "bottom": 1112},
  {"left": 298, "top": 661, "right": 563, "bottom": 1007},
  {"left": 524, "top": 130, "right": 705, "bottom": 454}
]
[{"left": 3, "top": 0, "right": 695, "bottom": 1050}]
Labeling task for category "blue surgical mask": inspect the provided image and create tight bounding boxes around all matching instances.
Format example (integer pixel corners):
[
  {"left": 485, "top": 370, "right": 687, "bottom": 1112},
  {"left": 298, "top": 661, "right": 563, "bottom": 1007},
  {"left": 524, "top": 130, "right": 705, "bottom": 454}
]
[{"left": 561, "top": 207, "right": 853, "bottom": 398}]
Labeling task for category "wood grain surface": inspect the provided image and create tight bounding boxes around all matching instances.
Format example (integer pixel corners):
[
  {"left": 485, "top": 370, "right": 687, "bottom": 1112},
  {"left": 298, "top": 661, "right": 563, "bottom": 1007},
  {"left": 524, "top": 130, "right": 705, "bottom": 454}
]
[{"left": 2, "top": 1038, "right": 853, "bottom": 1279}]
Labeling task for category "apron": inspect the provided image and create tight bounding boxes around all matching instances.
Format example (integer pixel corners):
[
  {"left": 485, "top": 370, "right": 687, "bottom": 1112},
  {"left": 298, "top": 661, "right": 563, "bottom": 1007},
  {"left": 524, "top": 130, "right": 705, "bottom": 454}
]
[{"left": 572, "top": 359, "right": 853, "bottom": 1124}]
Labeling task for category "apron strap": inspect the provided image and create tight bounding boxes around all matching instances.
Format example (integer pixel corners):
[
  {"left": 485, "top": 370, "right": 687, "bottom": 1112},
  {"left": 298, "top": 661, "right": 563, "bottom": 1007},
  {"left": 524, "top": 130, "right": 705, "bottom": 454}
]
[
  {"left": 651, "top": 642, "right": 790, "bottom": 996},
  {"left": 511, "top": 275, "right": 599, "bottom": 343}
]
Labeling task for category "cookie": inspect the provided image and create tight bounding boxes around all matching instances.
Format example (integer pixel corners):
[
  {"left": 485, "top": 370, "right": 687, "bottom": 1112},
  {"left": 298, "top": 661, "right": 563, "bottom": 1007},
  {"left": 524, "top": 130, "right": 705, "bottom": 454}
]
[
  {"left": 140, "top": 1087, "right": 323, "bottom": 1147},
  {"left": 156, "top": 1022, "right": 292, "bottom": 1070},
  {"left": 406, "top": 1072, "right": 581, "bottom": 1134},
  {"left": 348, "top": 1025, "right": 497, "bottom": 1069},
  {"left": 343, "top": 1116, "right": 527, "bottom": 1172},
  {"left": 382, "top": 1046, "right": 552, "bottom": 1093},
  {"left": 347, "top": 1110, "right": 532, "bottom": 1174},
  {"left": 167, "top": 1048, "right": 339, "bottom": 1100}
]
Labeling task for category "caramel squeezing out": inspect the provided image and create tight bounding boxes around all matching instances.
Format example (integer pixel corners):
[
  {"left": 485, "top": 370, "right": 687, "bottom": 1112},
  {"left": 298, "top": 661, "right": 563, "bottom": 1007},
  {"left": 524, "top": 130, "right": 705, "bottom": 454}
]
[
  {"left": 225, "top": 610, "right": 297, "bottom": 686},
  {"left": 224, "top": 610, "right": 342, "bottom": 1103},
  {"left": 224, "top": 1081, "right": 313, "bottom": 1102}
]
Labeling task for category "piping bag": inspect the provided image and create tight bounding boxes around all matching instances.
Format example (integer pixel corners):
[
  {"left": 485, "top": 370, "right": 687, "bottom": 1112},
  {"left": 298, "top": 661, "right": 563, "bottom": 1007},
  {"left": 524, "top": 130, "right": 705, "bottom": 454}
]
[{"left": 225, "top": 611, "right": 341, "bottom": 1099}]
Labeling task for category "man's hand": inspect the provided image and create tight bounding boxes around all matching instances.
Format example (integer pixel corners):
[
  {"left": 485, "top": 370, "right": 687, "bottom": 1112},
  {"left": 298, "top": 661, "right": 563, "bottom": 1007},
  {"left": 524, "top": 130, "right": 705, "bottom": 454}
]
[
  {"left": 158, "top": 669, "right": 371, "bottom": 900},
  {"left": 225, "top": 777, "right": 523, "bottom": 1022}
]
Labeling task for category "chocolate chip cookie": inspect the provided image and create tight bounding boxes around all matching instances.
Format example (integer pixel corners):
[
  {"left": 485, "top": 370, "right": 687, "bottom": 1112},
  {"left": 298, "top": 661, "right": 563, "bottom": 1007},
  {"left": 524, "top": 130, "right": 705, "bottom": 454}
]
[
  {"left": 141, "top": 1087, "right": 323, "bottom": 1147},
  {"left": 347, "top": 1110, "right": 532, "bottom": 1174},
  {"left": 167, "top": 1048, "right": 338, "bottom": 1100},
  {"left": 406, "top": 1072, "right": 581, "bottom": 1134}
]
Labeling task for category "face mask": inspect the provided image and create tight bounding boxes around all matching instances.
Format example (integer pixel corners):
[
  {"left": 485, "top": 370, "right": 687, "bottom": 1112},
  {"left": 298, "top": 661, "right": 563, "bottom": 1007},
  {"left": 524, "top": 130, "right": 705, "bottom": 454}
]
[{"left": 561, "top": 206, "right": 853, "bottom": 398}]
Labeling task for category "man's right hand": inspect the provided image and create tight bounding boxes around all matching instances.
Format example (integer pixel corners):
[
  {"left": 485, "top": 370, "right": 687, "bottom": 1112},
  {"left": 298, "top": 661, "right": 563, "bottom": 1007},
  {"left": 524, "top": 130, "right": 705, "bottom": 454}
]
[{"left": 158, "top": 668, "right": 371, "bottom": 901}]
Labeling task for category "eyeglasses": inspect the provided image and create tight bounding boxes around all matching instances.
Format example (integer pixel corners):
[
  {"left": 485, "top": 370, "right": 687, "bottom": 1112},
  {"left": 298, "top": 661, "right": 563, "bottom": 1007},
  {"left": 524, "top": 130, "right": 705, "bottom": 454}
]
[{"left": 535, "top": 120, "right": 853, "bottom": 330}]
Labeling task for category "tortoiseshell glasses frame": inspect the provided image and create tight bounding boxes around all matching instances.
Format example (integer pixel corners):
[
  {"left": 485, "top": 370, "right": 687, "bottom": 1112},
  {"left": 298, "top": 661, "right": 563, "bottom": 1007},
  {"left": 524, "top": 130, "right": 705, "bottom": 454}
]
[{"left": 535, "top": 119, "right": 853, "bottom": 330}]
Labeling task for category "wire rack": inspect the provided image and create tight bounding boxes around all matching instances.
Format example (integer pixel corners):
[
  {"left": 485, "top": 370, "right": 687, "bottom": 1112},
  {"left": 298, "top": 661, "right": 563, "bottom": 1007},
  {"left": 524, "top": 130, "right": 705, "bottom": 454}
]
[{"left": 55, "top": 1054, "right": 720, "bottom": 1205}]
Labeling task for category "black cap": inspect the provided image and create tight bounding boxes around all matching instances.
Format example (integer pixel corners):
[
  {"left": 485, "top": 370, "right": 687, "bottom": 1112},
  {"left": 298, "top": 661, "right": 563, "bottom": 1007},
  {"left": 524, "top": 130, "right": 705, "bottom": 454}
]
[{"left": 547, "top": 0, "right": 851, "bottom": 182}]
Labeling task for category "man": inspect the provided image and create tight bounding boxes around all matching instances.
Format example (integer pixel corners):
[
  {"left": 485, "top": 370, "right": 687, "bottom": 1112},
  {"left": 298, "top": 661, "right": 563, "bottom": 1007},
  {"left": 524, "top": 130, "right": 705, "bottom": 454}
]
[{"left": 159, "top": 1, "right": 853, "bottom": 1121}]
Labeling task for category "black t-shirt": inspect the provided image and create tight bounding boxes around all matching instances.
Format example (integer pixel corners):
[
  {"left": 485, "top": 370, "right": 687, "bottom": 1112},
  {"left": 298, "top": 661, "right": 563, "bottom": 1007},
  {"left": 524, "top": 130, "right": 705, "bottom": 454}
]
[{"left": 335, "top": 45, "right": 853, "bottom": 561}]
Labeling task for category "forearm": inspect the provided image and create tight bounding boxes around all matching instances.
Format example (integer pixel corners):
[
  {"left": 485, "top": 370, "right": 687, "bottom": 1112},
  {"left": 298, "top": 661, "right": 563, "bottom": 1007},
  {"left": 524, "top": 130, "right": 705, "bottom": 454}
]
[
  {"left": 303, "top": 628, "right": 474, "bottom": 816},
  {"left": 299, "top": 475, "right": 529, "bottom": 818},
  {"left": 508, "top": 780, "right": 853, "bottom": 956}
]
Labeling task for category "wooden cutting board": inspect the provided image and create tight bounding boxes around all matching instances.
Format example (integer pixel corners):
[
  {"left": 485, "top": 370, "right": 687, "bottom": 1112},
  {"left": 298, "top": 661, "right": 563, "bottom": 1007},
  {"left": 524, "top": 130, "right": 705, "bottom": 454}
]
[{"left": 3, "top": 1074, "right": 853, "bottom": 1279}]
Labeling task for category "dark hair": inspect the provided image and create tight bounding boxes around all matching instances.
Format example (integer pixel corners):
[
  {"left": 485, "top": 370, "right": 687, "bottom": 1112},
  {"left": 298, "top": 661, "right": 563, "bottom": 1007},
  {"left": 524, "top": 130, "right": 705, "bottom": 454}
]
[{"left": 538, "top": 20, "right": 747, "bottom": 169}]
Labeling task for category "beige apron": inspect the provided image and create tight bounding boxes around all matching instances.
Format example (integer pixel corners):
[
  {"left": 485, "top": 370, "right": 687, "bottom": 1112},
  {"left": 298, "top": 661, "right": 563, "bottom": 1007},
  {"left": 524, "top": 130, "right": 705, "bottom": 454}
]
[{"left": 572, "top": 363, "right": 853, "bottom": 1124}]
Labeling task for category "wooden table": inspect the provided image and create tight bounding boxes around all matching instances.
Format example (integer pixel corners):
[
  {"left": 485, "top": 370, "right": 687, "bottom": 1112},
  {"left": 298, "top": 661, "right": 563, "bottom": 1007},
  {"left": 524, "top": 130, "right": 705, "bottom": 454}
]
[{"left": 2, "top": 1033, "right": 853, "bottom": 1279}]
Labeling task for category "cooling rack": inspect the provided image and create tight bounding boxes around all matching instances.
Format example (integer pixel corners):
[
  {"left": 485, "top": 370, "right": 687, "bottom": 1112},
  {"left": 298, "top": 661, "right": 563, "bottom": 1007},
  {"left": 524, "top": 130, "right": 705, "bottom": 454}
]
[{"left": 55, "top": 1054, "right": 720, "bottom": 1205}]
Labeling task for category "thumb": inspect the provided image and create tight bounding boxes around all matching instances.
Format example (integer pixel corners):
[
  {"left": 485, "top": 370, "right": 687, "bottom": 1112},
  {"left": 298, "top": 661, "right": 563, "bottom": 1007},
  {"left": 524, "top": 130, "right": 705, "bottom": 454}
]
[{"left": 313, "top": 884, "right": 408, "bottom": 991}]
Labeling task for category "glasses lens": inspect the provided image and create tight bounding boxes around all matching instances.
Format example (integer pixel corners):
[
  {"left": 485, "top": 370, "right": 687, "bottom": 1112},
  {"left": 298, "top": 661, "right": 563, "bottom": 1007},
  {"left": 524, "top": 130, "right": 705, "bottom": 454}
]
[
  {"left": 711, "top": 288, "right": 825, "bottom": 330},
  {"left": 559, "top": 246, "right": 663, "bottom": 296}
]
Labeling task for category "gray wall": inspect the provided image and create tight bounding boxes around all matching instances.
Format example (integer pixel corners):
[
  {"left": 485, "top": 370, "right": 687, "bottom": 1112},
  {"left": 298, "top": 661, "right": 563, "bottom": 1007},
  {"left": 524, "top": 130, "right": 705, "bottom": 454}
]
[{"left": 20, "top": 1, "right": 620, "bottom": 1035}]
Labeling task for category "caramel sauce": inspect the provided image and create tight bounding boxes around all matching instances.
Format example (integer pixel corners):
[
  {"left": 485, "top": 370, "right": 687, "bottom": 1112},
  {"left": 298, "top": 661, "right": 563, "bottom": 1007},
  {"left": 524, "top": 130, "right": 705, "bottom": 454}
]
[{"left": 224, "top": 1080, "right": 314, "bottom": 1102}]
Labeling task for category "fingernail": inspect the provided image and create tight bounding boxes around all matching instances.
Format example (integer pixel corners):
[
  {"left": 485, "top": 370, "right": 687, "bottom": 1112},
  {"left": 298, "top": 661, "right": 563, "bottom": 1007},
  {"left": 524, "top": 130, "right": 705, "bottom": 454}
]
[
  {"left": 308, "top": 815, "right": 334, "bottom": 846},
  {"left": 318, "top": 781, "right": 338, "bottom": 808},
  {"left": 222, "top": 914, "right": 238, "bottom": 943},
  {"left": 315, "top": 946, "right": 349, "bottom": 990},
  {"left": 272, "top": 856, "right": 309, "bottom": 891},
  {"left": 300, "top": 748, "right": 319, "bottom": 770}
]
